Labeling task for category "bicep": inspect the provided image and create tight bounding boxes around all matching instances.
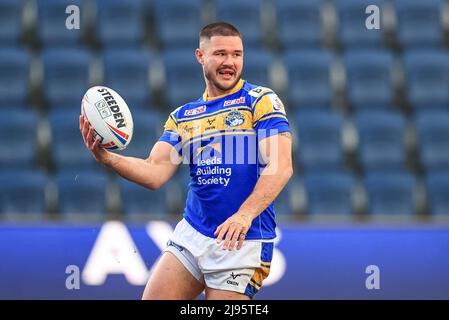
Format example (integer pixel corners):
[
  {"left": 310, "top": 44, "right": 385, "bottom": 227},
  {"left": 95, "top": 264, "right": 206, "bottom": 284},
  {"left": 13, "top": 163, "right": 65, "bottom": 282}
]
[
  {"left": 258, "top": 132, "right": 292, "bottom": 166},
  {"left": 146, "top": 141, "right": 181, "bottom": 176}
]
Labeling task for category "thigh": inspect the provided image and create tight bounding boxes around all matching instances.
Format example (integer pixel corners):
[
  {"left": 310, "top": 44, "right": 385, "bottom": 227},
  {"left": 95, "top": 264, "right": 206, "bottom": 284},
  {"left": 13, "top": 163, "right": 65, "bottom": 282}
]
[
  {"left": 142, "top": 251, "right": 205, "bottom": 300},
  {"left": 205, "top": 287, "right": 250, "bottom": 300}
]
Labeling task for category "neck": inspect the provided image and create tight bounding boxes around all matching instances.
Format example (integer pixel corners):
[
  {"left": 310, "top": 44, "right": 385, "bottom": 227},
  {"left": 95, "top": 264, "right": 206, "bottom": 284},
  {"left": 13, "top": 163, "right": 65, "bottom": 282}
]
[
  {"left": 204, "top": 78, "right": 243, "bottom": 101},
  {"left": 206, "top": 85, "right": 231, "bottom": 98}
]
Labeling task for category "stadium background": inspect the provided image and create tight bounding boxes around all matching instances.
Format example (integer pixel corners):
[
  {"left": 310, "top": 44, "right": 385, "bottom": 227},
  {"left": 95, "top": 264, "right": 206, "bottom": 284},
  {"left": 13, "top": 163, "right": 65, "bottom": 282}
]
[{"left": 0, "top": 0, "right": 449, "bottom": 299}]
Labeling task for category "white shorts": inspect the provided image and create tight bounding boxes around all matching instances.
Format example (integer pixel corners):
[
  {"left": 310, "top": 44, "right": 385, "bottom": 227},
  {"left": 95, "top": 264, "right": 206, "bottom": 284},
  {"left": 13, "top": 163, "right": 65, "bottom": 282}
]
[{"left": 164, "top": 219, "right": 274, "bottom": 298}]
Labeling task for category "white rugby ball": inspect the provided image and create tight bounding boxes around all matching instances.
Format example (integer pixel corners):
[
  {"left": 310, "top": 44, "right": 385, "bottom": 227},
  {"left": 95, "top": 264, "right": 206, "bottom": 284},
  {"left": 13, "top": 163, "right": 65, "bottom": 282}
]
[{"left": 81, "top": 86, "right": 133, "bottom": 150}]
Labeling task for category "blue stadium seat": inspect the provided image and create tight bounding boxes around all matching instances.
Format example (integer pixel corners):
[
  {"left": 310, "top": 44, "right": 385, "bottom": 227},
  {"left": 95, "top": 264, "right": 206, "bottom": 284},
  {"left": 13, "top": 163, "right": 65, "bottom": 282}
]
[
  {"left": 0, "top": 0, "right": 22, "bottom": 46},
  {"left": 103, "top": 48, "right": 151, "bottom": 109},
  {"left": 163, "top": 49, "right": 204, "bottom": 107},
  {"left": 118, "top": 178, "right": 168, "bottom": 216},
  {"left": 122, "top": 109, "right": 163, "bottom": 159},
  {"left": 0, "top": 48, "right": 30, "bottom": 107},
  {"left": 344, "top": 50, "right": 394, "bottom": 109},
  {"left": 335, "top": 0, "right": 385, "bottom": 48},
  {"left": 96, "top": 0, "right": 145, "bottom": 47},
  {"left": 426, "top": 170, "right": 449, "bottom": 215},
  {"left": 304, "top": 171, "right": 354, "bottom": 215},
  {"left": 153, "top": 0, "right": 202, "bottom": 49},
  {"left": 403, "top": 50, "right": 449, "bottom": 110},
  {"left": 49, "top": 111, "right": 98, "bottom": 169},
  {"left": 57, "top": 170, "right": 107, "bottom": 215},
  {"left": 0, "top": 110, "right": 38, "bottom": 169},
  {"left": 394, "top": 0, "right": 443, "bottom": 49},
  {"left": 355, "top": 111, "right": 406, "bottom": 169},
  {"left": 284, "top": 49, "right": 333, "bottom": 108},
  {"left": 36, "top": 0, "right": 83, "bottom": 47},
  {"left": 415, "top": 111, "right": 449, "bottom": 170},
  {"left": 42, "top": 48, "right": 91, "bottom": 108},
  {"left": 243, "top": 49, "right": 273, "bottom": 87},
  {"left": 215, "top": 0, "right": 263, "bottom": 48},
  {"left": 0, "top": 169, "right": 47, "bottom": 215},
  {"left": 364, "top": 170, "right": 417, "bottom": 215},
  {"left": 276, "top": 0, "right": 322, "bottom": 49},
  {"left": 294, "top": 110, "right": 344, "bottom": 169}
]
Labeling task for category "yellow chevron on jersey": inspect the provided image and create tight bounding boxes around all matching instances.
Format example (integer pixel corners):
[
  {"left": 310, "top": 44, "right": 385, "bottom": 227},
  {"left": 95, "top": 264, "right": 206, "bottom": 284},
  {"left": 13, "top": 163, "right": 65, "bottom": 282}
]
[
  {"left": 158, "top": 79, "right": 290, "bottom": 240},
  {"left": 195, "top": 143, "right": 221, "bottom": 156}
]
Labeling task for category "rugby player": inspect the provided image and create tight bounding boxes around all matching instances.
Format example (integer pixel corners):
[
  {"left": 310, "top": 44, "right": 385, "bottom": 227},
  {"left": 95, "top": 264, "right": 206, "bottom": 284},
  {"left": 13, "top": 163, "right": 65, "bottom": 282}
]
[{"left": 79, "top": 22, "right": 293, "bottom": 300}]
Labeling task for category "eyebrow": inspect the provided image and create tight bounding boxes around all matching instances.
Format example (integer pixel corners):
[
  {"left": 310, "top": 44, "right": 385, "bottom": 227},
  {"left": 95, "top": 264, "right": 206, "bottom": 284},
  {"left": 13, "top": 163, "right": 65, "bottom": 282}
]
[{"left": 213, "top": 49, "right": 243, "bottom": 54}]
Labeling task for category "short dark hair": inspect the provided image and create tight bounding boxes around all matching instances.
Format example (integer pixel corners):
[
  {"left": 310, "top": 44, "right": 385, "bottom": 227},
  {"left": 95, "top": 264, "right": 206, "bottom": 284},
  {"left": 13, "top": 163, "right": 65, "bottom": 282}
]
[{"left": 199, "top": 22, "right": 241, "bottom": 41}]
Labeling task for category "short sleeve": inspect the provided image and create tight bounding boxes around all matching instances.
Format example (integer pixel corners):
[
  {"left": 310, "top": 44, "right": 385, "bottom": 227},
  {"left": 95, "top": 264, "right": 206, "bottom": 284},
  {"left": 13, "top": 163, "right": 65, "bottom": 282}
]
[
  {"left": 252, "top": 92, "right": 290, "bottom": 138},
  {"left": 159, "top": 112, "right": 182, "bottom": 151}
]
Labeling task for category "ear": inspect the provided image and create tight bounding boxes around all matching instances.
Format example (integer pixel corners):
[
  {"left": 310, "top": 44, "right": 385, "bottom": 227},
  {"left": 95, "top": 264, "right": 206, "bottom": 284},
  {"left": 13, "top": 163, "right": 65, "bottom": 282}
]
[{"left": 195, "top": 48, "right": 204, "bottom": 65}]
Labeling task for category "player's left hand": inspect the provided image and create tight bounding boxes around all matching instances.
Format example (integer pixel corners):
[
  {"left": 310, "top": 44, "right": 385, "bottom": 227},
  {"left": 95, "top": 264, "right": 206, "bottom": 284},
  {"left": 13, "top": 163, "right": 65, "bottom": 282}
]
[{"left": 214, "top": 212, "right": 253, "bottom": 251}]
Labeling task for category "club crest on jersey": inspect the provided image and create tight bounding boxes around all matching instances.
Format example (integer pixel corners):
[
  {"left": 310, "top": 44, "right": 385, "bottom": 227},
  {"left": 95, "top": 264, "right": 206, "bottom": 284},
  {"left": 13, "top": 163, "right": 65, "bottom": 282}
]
[
  {"left": 225, "top": 111, "right": 245, "bottom": 127},
  {"left": 223, "top": 96, "right": 245, "bottom": 107},
  {"left": 184, "top": 105, "right": 206, "bottom": 116}
]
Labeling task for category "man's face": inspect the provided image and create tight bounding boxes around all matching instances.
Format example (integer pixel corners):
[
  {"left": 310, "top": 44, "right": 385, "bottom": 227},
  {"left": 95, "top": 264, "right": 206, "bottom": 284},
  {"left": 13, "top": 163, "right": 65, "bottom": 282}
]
[{"left": 196, "top": 36, "right": 244, "bottom": 93}]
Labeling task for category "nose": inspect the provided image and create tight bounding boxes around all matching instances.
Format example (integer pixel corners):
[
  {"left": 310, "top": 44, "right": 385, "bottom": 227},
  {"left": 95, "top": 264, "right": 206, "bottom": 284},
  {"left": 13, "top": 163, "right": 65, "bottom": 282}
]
[{"left": 222, "top": 53, "right": 234, "bottom": 67}]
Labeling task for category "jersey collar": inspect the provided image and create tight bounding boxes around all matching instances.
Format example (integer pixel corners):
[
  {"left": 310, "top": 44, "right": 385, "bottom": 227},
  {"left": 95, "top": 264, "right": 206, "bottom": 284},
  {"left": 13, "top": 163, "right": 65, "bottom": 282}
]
[{"left": 202, "top": 79, "right": 245, "bottom": 102}]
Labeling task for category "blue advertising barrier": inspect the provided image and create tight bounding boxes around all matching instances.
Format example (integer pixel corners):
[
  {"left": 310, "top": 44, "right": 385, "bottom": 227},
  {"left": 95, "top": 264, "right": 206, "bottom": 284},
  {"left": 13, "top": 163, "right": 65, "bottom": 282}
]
[{"left": 0, "top": 221, "right": 448, "bottom": 299}]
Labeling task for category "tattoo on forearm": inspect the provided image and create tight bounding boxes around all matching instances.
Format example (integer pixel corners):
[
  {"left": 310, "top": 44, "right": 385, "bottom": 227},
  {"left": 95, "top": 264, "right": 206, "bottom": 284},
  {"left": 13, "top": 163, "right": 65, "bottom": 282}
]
[{"left": 279, "top": 132, "right": 292, "bottom": 139}]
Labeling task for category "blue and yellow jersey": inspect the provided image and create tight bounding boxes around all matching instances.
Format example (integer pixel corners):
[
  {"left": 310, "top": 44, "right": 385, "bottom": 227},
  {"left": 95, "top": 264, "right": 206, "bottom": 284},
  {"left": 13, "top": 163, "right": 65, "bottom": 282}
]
[{"left": 159, "top": 79, "right": 290, "bottom": 240}]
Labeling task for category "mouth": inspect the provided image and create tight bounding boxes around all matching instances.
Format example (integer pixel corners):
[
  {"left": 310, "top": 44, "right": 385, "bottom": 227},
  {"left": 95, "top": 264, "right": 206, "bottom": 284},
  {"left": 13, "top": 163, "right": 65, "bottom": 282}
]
[{"left": 217, "top": 69, "right": 235, "bottom": 80}]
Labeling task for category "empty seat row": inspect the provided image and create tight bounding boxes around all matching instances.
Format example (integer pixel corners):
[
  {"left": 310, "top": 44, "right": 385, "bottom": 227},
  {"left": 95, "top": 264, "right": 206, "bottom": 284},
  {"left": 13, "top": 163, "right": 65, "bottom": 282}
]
[
  {"left": 0, "top": 109, "right": 163, "bottom": 170},
  {"left": 2, "top": 169, "right": 449, "bottom": 217},
  {"left": 2, "top": 109, "right": 448, "bottom": 172},
  {"left": 1, "top": 0, "right": 445, "bottom": 50},
  {"left": 278, "top": 169, "right": 449, "bottom": 216},
  {"left": 50, "top": 109, "right": 163, "bottom": 170},
  {"left": 284, "top": 48, "right": 449, "bottom": 111},
  {"left": 42, "top": 48, "right": 152, "bottom": 109},
  {"left": 0, "top": 169, "right": 178, "bottom": 216},
  {"left": 2, "top": 47, "right": 449, "bottom": 111},
  {"left": 293, "top": 110, "right": 449, "bottom": 171}
]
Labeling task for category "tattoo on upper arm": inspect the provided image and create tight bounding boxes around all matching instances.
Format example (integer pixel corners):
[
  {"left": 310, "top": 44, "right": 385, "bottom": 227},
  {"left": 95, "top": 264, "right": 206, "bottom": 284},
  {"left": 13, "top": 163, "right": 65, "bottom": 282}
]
[{"left": 278, "top": 132, "right": 292, "bottom": 139}]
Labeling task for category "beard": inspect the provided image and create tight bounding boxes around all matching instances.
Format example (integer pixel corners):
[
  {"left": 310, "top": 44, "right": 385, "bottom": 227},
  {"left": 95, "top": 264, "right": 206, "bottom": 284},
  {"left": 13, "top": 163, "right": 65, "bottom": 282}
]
[{"left": 204, "top": 67, "right": 242, "bottom": 92}]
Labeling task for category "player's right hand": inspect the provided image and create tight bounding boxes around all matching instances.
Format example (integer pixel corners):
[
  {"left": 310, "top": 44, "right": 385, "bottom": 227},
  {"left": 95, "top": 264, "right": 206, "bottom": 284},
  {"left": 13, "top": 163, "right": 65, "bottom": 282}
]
[{"left": 79, "top": 115, "right": 111, "bottom": 164}]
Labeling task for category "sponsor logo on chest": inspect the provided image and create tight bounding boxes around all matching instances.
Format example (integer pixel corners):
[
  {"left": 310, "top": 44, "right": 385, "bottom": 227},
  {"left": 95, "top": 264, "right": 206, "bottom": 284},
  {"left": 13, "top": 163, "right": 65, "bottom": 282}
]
[
  {"left": 223, "top": 96, "right": 245, "bottom": 107},
  {"left": 184, "top": 105, "right": 206, "bottom": 116}
]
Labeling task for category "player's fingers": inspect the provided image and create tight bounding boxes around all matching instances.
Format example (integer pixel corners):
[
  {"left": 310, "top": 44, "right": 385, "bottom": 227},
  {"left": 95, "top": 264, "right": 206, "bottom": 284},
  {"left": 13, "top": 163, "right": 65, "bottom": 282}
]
[
  {"left": 81, "top": 118, "right": 90, "bottom": 142},
  {"left": 228, "top": 228, "right": 241, "bottom": 251},
  {"left": 86, "top": 126, "right": 92, "bottom": 148},
  {"left": 80, "top": 117, "right": 86, "bottom": 141},
  {"left": 222, "top": 225, "right": 237, "bottom": 250},
  {"left": 93, "top": 136, "right": 101, "bottom": 150},
  {"left": 236, "top": 231, "right": 246, "bottom": 250},
  {"left": 81, "top": 123, "right": 88, "bottom": 145},
  {"left": 216, "top": 224, "right": 228, "bottom": 243},
  {"left": 87, "top": 127, "right": 95, "bottom": 150},
  {"left": 79, "top": 115, "right": 83, "bottom": 131},
  {"left": 214, "top": 224, "right": 223, "bottom": 238}
]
